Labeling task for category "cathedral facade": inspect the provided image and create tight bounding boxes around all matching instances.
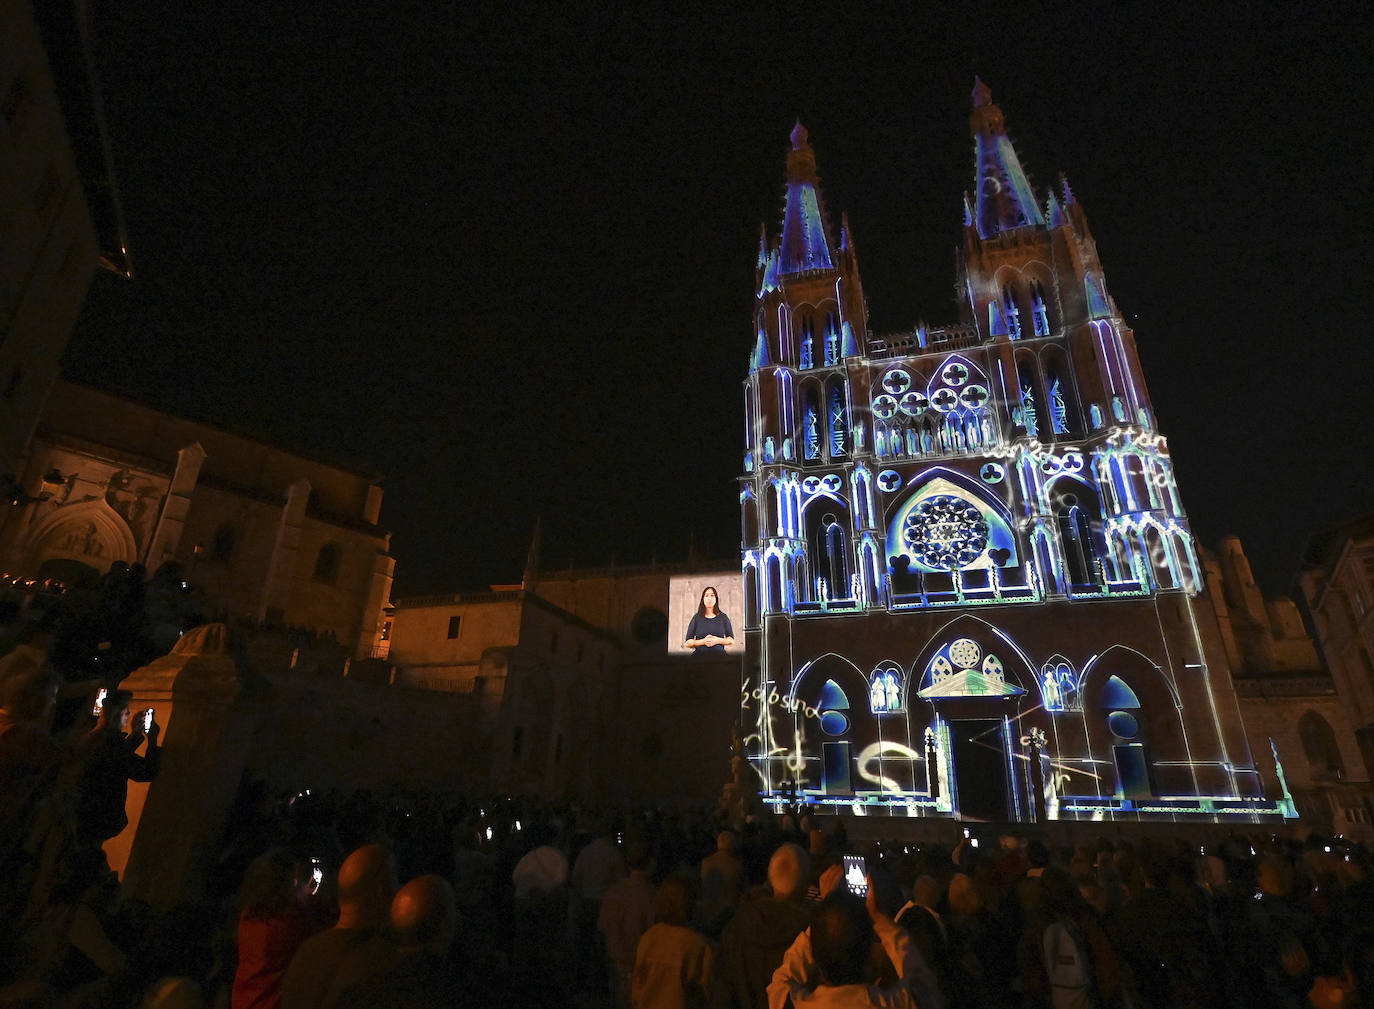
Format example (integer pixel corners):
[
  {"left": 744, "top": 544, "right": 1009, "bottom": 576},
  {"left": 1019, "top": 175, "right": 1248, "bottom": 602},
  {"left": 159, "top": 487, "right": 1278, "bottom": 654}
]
[{"left": 738, "top": 81, "right": 1292, "bottom": 822}]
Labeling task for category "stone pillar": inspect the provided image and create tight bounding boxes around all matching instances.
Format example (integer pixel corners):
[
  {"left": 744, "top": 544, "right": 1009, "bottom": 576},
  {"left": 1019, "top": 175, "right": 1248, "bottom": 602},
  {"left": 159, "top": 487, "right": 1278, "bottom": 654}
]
[
  {"left": 357, "top": 542, "right": 394, "bottom": 658},
  {"left": 259, "top": 478, "right": 310, "bottom": 623},
  {"left": 144, "top": 442, "right": 206, "bottom": 572},
  {"left": 115, "top": 624, "right": 265, "bottom": 909}
]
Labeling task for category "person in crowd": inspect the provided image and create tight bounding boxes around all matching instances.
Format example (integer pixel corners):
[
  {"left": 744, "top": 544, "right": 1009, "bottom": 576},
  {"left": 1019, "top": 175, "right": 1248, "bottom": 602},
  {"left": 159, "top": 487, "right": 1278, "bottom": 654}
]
[
  {"left": 1039, "top": 864, "right": 1120, "bottom": 1009},
  {"left": 72, "top": 688, "right": 161, "bottom": 847},
  {"left": 714, "top": 842, "right": 812, "bottom": 1009},
  {"left": 16, "top": 846, "right": 132, "bottom": 1004},
  {"left": 571, "top": 817, "right": 626, "bottom": 990},
  {"left": 280, "top": 844, "right": 397, "bottom": 1009},
  {"left": 0, "top": 647, "right": 59, "bottom": 835},
  {"left": 700, "top": 830, "right": 745, "bottom": 936},
  {"left": 334, "top": 875, "right": 461, "bottom": 1009},
  {"left": 894, "top": 874, "right": 951, "bottom": 1001},
  {"left": 511, "top": 819, "right": 569, "bottom": 976},
  {"left": 232, "top": 849, "right": 319, "bottom": 1009},
  {"left": 633, "top": 874, "right": 715, "bottom": 1009},
  {"left": 601, "top": 840, "right": 657, "bottom": 1009},
  {"left": 0, "top": 648, "right": 61, "bottom": 929},
  {"left": 768, "top": 864, "right": 943, "bottom": 1009},
  {"left": 684, "top": 587, "right": 734, "bottom": 654}
]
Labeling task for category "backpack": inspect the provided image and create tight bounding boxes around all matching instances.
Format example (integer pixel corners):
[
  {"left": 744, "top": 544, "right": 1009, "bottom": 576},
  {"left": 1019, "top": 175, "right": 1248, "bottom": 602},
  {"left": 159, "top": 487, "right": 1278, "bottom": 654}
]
[{"left": 1043, "top": 918, "right": 1100, "bottom": 1009}]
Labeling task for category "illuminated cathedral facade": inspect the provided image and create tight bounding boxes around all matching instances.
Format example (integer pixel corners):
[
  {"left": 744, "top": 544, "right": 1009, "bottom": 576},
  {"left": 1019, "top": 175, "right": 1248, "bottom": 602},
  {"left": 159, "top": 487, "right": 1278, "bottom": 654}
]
[{"left": 738, "top": 81, "right": 1292, "bottom": 822}]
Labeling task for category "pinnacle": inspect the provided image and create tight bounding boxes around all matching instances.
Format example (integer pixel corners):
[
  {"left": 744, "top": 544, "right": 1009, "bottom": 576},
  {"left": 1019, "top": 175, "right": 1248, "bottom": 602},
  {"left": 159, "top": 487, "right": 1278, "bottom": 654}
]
[{"left": 971, "top": 76, "right": 992, "bottom": 108}]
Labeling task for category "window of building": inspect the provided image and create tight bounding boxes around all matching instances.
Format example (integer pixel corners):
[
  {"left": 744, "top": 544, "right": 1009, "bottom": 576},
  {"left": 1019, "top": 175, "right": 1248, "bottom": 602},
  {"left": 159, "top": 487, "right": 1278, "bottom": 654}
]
[
  {"left": 630, "top": 607, "right": 668, "bottom": 644},
  {"left": 576, "top": 642, "right": 584, "bottom": 663},
  {"left": 1031, "top": 280, "right": 1051, "bottom": 335},
  {"left": 447, "top": 615, "right": 461, "bottom": 639},
  {"left": 1003, "top": 285, "right": 1022, "bottom": 339},
  {"left": 511, "top": 726, "right": 523, "bottom": 760},
  {"left": 550, "top": 631, "right": 558, "bottom": 653},
  {"left": 1300, "top": 710, "right": 1345, "bottom": 781},
  {"left": 3, "top": 365, "right": 22, "bottom": 402},
  {"left": 211, "top": 523, "right": 236, "bottom": 562},
  {"left": 313, "top": 543, "right": 341, "bottom": 583},
  {"left": 554, "top": 734, "right": 564, "bottom": 762}
]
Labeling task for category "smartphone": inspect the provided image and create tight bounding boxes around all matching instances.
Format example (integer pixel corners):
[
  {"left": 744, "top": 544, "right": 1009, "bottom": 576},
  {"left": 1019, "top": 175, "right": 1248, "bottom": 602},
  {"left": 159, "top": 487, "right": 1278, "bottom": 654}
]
[
  {"left": 92, "top": 687, "right": 107, "bottom": 717},
  {"left": 842, "top": 854, "right": 868, "bottom": 897},
  {"left": 963, "top": 827, "right": 970, "bottom": 839},
  {"left": 142, "top": 708, "right": 154, "bottom": 733},
  {"left": 309, "top": 858, "right": 323, "bottom": 894}
]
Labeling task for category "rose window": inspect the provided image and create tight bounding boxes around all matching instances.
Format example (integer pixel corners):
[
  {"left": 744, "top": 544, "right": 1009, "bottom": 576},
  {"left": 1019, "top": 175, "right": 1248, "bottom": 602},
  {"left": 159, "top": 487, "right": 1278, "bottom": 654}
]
[{"left": 902, "top": 495, "right": 990, "bottom": 569}]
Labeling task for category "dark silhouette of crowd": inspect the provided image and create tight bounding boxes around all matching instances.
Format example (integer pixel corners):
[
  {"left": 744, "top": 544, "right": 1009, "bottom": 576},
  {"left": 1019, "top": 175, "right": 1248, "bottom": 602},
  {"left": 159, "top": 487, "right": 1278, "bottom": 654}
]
[
  {"left": 6, "top": 720, "right": 1374, "bottom": 1009},
  {"left": 4, "top": 576, "right": 1374, "bottom": 1007}
]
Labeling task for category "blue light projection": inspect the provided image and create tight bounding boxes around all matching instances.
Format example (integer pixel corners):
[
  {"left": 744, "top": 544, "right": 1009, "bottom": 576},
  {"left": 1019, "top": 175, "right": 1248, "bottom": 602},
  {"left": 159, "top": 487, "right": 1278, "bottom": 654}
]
[
  {"left": 1050, "top": 379, "right": 1069, "bottom": 435},
  {"left": 885, "top": 478, "right": 1018, "bottom": 574},
  {"left": 780, "top": 183, "right": 834, "bottom": 274},
  {"left": 870, "top": 666, "right": 903, "bottom": 712},
  {"left": 1100, "top": 674, "right": 1141, "bottom": 709},
  {"left": 828, "top": 386, "right": 847, "bottom": 455},
  {"left": 1020, "top": 385, "right": 1039, "bottom": 437},
  {"left": 918, "top": 638, "right": 1024, "bottom": 698},
  {"left": 740, "top": 105, "right": 1291, "bottom": 823},
  {"left": 904, "top": 496, "right": 990, "bottom": 569}
]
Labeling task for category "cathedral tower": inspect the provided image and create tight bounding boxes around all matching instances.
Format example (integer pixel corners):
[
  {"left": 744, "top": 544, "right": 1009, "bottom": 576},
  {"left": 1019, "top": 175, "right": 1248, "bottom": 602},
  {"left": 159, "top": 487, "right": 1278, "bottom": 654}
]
[{"left": 738, "top": 84, "right": 1287, "bottom": 822}]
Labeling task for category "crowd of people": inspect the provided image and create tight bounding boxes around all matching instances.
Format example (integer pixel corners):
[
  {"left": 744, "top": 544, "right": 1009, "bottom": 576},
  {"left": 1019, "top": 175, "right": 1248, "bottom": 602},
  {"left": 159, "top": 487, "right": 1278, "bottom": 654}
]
[{"left": 6, "top": 629, "right": 1374, "bottom": 1007}]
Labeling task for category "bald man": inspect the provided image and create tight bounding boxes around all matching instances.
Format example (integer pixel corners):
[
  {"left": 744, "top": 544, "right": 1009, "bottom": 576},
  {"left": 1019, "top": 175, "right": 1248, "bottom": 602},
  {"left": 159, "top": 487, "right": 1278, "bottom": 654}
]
[
  {"left": 335, "top": 875, "right": 460, "bottom": 1009},
  {"left": 281, "top": 844, "right": 397, "bottom": 1009},
  {"left": 713, "top": 843, "right": 813, "bottom": 1009}
]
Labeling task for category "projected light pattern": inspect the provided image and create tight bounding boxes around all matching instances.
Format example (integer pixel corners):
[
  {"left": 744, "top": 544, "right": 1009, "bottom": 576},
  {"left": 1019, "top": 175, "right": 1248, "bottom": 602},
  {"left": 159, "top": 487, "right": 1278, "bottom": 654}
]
[
  {"left": 740, "top": 96, "right": 1291, "bottom": 823},
  {"left": 904, "top": 496, "right": 989, "bottom": 569}
]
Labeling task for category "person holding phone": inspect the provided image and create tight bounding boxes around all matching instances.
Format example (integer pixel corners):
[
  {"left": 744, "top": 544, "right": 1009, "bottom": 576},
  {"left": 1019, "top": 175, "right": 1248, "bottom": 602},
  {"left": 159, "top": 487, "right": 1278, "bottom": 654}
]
[
  {"left": 72, "top": 689, "right": 161, "bottom": 846},
  {"left": 768, "top": 862, "right": 945, "bottom": 1009},
  {"left": 684, "top": 586, "right": 734, "bottom": 654}
]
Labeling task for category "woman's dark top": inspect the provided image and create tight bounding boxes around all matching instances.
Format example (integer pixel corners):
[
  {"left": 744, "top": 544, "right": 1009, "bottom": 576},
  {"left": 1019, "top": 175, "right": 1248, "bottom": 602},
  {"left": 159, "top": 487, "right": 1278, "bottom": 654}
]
[{"left": 685, "top": 613, "right": 734, "bottom": 653}]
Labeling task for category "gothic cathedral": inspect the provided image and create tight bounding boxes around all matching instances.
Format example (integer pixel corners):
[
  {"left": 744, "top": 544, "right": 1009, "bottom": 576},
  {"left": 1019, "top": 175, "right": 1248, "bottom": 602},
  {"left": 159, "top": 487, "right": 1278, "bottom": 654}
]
[{"left": 738, "top": 81, "right": 1292, "bottom": 822}]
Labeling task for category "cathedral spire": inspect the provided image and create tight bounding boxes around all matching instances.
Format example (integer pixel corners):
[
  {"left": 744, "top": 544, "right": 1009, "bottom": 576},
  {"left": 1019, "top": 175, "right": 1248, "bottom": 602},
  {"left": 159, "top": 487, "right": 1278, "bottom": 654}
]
[
  {"left": 521, "top": 516, "right": 542, "bottom": 591},
  {"left": 778, "top": 120, "right": 835, "bottom": 275},
  {"left": 968, "top": 77, "right": 1045, "bottom": 238}
]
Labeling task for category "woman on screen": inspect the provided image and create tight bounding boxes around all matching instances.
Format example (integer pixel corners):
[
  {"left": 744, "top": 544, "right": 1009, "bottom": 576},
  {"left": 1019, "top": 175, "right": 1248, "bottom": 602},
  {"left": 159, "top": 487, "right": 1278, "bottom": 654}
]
[{"left": 684, "top": 586, "right": 734, "bottom": 654}]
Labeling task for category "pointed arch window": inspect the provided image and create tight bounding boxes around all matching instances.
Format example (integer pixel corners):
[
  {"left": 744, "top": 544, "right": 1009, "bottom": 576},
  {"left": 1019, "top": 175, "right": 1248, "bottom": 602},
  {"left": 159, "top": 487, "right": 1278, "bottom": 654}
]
[
  {"left": 869, "top": 665, "right": 904, "bottom": 713},
  {"left": 1002, "top": 285, "right": 1022, "bottom": 339},
  {"left": 817, "top": 514, "right": 850, "bottom": 600},
  {"left": 824, "top": 313, "right": 840, "bottom": 366},
  {"left": 1058, "top": 506, "right": 1096, "bottom": 586},
  {"left": 803, "top": 387, "right": 821, "bottom": 461},
  {"left": 313, "top": 542, "right": 341, "bottom": 583},
  {"left": 1299, "top": 710, "right": 1345, "bottom": 781},
  {"left": 1014, "top": 362, "right": 1043, "bottom": 438},
  {"left": 828, "top": 384, "right": 848, "bottom": 457},
  {"left": 1031, "top": 280, "right": 1051, "bottom": 336},
  {"left": 800, "top": 317, "right": 814, "bottom": 369}
]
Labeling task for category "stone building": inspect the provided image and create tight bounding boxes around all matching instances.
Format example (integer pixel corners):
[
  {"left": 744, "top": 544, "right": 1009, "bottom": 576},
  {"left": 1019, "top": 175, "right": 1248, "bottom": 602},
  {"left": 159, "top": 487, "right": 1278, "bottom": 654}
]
[
  {"left": 1200, "top": 534, "right": 1370, "bottom": 833},
  {"left": 1278, "top": 514, "right": 1374, "bottom": 831},
  {"left": 1, "top": 0, "right": 126, "bottom": 482},
  {"left": 737, "top": 81, "right": 1291, "bottom": 823},
  {"left": 383, "top": 553, "right": 741, "bottom": 803},
  {"left": 0, "top": 379, "right": 393, "bottom": 657}
]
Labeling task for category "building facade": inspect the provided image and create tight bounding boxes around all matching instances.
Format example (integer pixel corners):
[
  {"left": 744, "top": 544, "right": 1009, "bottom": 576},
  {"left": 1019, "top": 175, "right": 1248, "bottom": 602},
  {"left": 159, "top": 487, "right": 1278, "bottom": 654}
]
[
  {"left": 739, "top": 81, "right": 1290, "bottom": 822},
  {"left": 1, "top": 0, "right": 103, "bottom": 481},
  {"left": 0, "top": 380, "right": 393, "bottom": 657}
]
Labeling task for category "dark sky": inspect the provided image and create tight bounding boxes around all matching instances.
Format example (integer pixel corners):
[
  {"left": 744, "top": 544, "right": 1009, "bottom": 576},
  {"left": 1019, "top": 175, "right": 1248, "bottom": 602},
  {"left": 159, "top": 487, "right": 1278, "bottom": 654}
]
[{"left": 63, "top": 5, "right": 1373, "bottom": 596}]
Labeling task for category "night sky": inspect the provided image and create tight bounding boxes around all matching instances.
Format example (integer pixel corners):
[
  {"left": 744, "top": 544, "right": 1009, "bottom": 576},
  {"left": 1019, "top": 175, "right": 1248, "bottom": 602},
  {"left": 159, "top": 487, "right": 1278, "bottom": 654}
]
[{"left": 62, "top": 5, "right": 1373, "bottom": 596}]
